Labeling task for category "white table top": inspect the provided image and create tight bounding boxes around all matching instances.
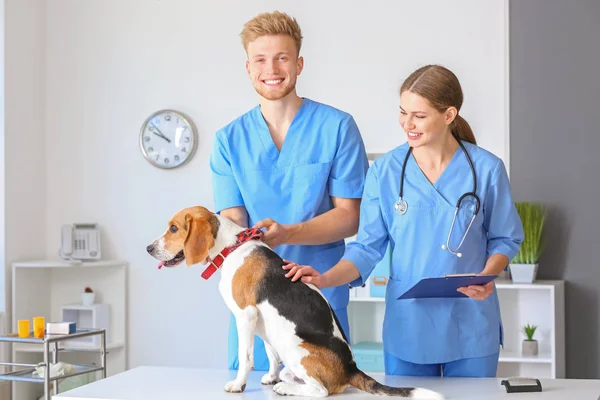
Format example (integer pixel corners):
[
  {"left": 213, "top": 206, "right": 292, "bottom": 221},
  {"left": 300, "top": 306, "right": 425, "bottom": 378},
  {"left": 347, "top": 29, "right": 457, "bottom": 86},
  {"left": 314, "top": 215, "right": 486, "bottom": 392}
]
[{"left": 55, "top": 366, "right": 600, "bottom": 400}]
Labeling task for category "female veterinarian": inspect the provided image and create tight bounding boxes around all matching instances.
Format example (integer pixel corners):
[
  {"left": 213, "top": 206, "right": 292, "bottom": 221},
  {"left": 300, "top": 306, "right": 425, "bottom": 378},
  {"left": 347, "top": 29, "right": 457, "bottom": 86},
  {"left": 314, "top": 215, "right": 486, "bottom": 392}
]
[{"left": 284, "top": 65, "right": 524, "bottom": 377}]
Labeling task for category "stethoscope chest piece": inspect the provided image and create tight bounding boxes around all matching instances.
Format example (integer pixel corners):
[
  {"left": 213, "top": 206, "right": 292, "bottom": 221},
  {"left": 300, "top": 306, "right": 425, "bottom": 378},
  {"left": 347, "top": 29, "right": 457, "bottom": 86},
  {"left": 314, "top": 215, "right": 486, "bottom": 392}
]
[
  {"left": 394, "top": 198, "right": 408, "bottom": 215},
  {"left": 394, "top": 140, "right": 480, "bottom": 257}
]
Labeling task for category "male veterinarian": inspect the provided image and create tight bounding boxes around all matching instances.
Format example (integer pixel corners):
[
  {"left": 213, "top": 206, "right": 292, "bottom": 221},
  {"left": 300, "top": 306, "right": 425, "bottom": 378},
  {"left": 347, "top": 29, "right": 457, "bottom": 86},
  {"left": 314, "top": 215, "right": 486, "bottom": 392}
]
[{"left": 209, "top": 11, "right": 369, "bottom": 371}]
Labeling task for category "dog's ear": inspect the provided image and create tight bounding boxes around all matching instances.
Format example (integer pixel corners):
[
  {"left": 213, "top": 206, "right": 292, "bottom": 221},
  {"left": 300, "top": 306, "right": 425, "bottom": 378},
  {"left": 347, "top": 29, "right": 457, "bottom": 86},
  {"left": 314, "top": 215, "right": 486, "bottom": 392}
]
[{"left": 183, "top": 213, "right": 214, "bottom": 267}]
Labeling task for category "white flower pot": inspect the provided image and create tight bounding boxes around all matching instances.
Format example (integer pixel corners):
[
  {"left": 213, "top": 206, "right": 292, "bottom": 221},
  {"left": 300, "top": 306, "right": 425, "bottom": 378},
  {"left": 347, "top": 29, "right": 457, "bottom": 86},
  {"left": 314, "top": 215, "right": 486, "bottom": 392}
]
[
  {"left": 509, "top": 263, "right": 538, "bottom": 283},
  {"left": 522, "top": 340, "right": 539, "bottom": 356},
  {"left": 81, "top": 292, "right": 95, "bottom": 306}
]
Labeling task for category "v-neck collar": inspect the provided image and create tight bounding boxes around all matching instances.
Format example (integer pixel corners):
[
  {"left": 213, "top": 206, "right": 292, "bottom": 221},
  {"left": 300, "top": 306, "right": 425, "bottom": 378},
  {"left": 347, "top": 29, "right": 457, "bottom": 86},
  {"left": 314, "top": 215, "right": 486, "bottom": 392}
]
[
  {"left": 253, "top": 98, "right": 311, "bottom": 166},
  {"left": 408, "top": 143, "right": 462, "bottom": 208}
]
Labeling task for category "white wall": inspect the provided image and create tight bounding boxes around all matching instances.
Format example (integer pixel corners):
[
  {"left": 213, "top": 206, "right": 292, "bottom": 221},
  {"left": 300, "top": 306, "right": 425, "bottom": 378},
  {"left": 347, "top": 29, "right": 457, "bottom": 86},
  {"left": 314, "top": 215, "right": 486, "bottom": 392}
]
[
  {"left": 2, "top": 0, "right": 47, "bottom": 316},
  {"left": 19, "top": 0, "right": 508, "bottom": 369},
  {"left": 0, "top": 0, "right": 5, "bottom": 315},
  {"left": 0, "top": 0, "right": 5, "bottom": 373}
]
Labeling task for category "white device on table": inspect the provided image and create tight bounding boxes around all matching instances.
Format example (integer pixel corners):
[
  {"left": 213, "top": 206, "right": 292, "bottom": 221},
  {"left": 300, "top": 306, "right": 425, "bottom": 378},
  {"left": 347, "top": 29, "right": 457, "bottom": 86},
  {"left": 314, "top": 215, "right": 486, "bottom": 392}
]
[{"left": 60, "top": 223, "right": 102, "bottom": 261}]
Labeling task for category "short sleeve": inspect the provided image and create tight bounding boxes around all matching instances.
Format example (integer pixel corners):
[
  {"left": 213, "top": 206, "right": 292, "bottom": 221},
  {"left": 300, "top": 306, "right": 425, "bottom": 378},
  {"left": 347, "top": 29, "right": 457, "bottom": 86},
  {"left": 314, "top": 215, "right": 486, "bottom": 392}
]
[
  {"left": 341, "top": 165, "right": 389, "bottom": 286},
  {"left": 484, "top": 159, "right": 524, "bottom": 260},
  {"left": 209, "top": 131, "right": 244, "bottom": 212},
  {"left": 328, "top": 116, "right": 369, "bottom": 199}
]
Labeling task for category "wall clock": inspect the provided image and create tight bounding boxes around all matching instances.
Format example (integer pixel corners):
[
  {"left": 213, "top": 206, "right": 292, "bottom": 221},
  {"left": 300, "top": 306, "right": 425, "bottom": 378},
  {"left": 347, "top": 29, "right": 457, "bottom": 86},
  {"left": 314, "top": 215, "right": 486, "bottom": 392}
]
[{"left": 139, "top": 109, "right": 198, "bottom": 169}]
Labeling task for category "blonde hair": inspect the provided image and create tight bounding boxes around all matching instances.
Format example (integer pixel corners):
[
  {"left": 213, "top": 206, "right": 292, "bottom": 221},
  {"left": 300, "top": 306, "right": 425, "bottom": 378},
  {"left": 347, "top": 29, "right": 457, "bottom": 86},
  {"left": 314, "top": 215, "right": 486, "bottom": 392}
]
[
  {"left": 240, "top": 11, "right": 303, "bottom": 55},
  {"left": 400, "top": 65, "right": 477, "bottom": 145}
]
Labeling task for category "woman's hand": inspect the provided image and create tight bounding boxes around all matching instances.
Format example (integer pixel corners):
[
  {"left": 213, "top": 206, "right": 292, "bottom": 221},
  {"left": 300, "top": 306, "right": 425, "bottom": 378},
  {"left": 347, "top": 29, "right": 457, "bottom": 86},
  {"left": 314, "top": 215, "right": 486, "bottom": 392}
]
[
  {"left": 457, "top": 281, "right": 495, "bottom": 300},
  {"left": 282, "top": 260, "right": 326, "bottom": 288}
]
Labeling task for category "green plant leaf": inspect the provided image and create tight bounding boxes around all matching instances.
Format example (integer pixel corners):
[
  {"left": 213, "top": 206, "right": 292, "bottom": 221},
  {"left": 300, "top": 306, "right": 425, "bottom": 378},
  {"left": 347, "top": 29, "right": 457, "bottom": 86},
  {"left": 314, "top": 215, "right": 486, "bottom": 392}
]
[
  {"left": 512, "top": 202, "right": 546, "bottom": 264},
  {"left": 523, "top": 323, "right": 537, "bottom": 340}
]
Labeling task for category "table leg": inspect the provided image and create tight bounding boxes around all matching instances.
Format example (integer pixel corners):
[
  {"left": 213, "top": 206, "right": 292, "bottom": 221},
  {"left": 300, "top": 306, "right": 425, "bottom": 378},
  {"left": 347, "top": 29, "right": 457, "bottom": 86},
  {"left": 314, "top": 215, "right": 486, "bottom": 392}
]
[
  {"left": 101, "top": 330, "right": 106, "bottom": 379},
  {"left": 52, "top": 341, "right": 58, "bottom": 396},
  {"left": 43, "top": 342, "right": 50, "bottom": 400}
]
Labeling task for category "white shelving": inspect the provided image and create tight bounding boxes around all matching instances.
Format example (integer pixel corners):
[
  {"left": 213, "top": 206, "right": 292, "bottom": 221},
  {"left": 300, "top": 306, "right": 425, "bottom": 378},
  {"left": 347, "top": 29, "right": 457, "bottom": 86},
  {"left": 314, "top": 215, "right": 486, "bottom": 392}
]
[
  {"left": 61, "top": 303, "right": 110, "bottom": 348},
  {"left": 498, "top": 349, "right": 552, "bottom": 363},
  {"left": 11, "top": 259, "right": 128, "bottom": 400},
  {"left": 348, "top": 279, "right": 565, "bottom": 378}
]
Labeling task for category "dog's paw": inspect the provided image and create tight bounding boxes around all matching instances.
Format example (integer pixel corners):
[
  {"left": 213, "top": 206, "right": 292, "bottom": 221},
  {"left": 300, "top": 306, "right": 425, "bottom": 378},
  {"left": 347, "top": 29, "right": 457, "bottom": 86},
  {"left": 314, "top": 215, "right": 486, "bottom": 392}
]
[
  {"left": 224, "top": 380, "right": 246, "bottom": 393},
  {"left": 261, "top": 372, "right": 281, "bottom": 385},
  {"left": 273, "top": 382, "right": 291, "bottom": 396}
]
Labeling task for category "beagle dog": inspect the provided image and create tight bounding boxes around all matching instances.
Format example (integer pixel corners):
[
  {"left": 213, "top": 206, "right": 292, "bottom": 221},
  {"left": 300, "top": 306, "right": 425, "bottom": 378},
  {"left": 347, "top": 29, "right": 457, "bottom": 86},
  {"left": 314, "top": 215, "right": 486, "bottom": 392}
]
[{"left": 147, "top": 206, "right": 443, "bottom": 399}]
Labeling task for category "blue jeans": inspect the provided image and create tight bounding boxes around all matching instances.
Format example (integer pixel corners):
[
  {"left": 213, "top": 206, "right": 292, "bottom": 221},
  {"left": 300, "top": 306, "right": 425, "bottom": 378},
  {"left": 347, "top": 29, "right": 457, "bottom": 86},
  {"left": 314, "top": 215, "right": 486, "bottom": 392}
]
[
  {"left": 384, "top": 351, "right": 499, "bottom": 377},
  {"left": 228, "top": 307, "right": 350, "bottom": 371}
]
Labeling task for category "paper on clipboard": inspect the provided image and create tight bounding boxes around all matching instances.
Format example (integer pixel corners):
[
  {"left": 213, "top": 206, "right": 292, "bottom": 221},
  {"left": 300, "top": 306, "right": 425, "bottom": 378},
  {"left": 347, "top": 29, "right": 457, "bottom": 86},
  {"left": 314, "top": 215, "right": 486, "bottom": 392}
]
[{"left": 398, "top": 274, "right": 498, "bottom": 300}]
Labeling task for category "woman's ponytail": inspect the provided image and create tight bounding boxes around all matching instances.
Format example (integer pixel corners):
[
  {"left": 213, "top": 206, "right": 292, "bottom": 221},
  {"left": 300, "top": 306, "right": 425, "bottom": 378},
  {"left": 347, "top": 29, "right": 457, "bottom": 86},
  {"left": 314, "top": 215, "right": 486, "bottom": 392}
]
[{"left": 451, "top": 115, "right": 476, "bottom": 145}]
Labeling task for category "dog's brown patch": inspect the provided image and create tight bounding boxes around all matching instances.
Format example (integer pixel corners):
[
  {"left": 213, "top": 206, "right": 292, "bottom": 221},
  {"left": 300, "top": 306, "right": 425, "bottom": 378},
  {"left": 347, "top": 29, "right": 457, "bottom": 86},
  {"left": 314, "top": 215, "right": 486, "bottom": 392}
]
[
  {"left": 299, "top": 343, "right": 349, "bottom": 395},
  {"left": 232, "top": 251, "right": 268, "bottom": 309}
]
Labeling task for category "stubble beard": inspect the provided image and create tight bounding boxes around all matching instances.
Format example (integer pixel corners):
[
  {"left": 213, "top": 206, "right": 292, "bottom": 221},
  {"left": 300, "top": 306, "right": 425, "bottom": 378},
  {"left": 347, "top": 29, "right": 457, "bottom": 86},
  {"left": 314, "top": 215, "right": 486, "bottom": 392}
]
[{"left": 254, "top": 78, "right": 296, "bottom": 101}]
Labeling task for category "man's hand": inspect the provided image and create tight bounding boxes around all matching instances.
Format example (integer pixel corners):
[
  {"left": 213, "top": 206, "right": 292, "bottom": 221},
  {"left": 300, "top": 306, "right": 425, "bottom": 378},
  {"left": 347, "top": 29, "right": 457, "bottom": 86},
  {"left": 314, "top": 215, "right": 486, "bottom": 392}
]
[
  {"left": 251, "top": 198, "right": 360, "bottom": 247},
  {"left": 253, "top": 218, "right": 294, "bottom": 249},
  {"left": 457, "top": 281, "right": 495, "bottom": 300},
  {"left": 282, "top": 260, "right": 326, "bottom": 288}
]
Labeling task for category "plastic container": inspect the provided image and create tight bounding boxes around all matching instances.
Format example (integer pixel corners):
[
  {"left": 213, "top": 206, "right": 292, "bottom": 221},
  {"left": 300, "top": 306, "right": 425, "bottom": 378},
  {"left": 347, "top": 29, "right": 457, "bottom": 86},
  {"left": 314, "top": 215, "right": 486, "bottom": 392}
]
[{"left": 352, "top": 341, "right": 385, "bottom": 372}]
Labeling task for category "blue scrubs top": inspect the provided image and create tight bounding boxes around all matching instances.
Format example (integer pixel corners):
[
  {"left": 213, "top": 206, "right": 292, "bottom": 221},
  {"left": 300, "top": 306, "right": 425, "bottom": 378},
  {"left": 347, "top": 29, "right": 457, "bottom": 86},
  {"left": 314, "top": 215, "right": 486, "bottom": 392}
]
[
  {"left": 343, "top": 141, "right": 524, "bottom": 364},
  {"left": 210, "top": 98, "right": 369, "bottom": 310}
]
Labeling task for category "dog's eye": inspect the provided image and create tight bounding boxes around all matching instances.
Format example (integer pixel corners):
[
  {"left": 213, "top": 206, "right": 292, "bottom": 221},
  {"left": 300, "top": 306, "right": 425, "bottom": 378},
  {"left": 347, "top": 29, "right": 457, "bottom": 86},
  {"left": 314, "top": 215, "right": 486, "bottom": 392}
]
[{"left": 170, "top": 225, "right": 178, "bottom": 233}]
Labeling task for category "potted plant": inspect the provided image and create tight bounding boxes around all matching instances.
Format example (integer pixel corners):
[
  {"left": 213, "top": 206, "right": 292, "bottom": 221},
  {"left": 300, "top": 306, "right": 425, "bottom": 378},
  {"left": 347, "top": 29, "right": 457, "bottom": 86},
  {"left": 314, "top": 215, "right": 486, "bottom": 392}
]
[
  {"left": 509, "top": 202, "right": 546, "bottom": 283},
  {"left": 522, "top": 323, "right": 538, "bottom": 356},
  {"left": 81, "top": 286, "right": 95, "bottom": 306}
]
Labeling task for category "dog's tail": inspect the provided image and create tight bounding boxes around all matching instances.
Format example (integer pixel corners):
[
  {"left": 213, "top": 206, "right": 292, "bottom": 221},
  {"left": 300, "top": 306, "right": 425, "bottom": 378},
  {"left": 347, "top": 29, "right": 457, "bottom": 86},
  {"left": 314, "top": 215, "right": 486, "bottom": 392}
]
[{"left": 349, "top": 370, "right": 444, "bottom": 399}]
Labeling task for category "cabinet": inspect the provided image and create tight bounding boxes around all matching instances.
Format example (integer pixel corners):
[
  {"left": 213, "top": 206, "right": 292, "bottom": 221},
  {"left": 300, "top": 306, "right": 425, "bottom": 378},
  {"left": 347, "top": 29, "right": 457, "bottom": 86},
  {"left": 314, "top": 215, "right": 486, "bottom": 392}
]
[
  {"left": 10, "top": 260, "right": 127, "bottom": 400},
  {"left": 348, "top": 280, "right": 565, "bottom": 379}
]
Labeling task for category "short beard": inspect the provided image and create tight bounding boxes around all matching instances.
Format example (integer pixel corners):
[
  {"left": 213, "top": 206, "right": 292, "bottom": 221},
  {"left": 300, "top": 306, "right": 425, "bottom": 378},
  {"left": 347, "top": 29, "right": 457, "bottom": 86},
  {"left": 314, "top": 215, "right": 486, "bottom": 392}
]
[{"left": 254, "top": 79, "right": 296, "bottom": 101}]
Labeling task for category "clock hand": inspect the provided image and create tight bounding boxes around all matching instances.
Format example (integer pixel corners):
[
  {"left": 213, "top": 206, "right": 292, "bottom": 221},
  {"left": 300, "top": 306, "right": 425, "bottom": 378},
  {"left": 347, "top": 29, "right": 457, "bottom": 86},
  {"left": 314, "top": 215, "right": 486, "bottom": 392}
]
[
  {"left": 154, "top": 132, "right": 171, "bottom": 143},
  {"left": 150, "top": 123, "right": 171, "bottom": 143}
]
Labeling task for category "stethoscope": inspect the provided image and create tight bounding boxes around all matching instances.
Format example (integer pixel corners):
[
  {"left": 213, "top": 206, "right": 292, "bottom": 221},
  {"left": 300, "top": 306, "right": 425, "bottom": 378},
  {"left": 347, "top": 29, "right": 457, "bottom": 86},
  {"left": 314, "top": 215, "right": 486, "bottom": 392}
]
[{"left": 394, "top": 139, "right": 480, "bottom": 258}]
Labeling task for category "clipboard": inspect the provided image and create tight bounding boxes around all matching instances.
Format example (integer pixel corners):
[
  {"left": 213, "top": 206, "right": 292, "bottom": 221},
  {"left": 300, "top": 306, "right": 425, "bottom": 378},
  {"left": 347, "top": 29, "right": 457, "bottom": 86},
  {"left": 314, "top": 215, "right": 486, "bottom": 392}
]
[{"left": 398, "top": 274, "right": 498, "bottom": 300}]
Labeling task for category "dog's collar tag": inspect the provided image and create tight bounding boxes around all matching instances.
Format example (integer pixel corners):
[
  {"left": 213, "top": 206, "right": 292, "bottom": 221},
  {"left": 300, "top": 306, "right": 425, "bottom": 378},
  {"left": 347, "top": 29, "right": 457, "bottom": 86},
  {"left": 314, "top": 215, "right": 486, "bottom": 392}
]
[{"left": 201, "top": 228, "right": 264, "bottom": 280}]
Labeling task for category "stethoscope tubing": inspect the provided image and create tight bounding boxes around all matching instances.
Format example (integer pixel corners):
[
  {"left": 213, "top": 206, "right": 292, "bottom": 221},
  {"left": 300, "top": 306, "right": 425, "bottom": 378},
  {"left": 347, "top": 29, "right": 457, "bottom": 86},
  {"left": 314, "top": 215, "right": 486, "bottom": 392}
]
[{"left": 395, "top": 137, "right": 481, "bottom": 257}]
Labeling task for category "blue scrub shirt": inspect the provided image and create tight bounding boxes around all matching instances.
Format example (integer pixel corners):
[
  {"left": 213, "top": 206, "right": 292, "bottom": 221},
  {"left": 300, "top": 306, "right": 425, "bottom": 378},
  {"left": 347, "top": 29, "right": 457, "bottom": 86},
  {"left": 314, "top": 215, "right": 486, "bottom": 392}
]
[
  {"left": 210, "top": 98, "right": 369, "bottom": 368},
  {"left": 343, "top": 141, "right": 524, "bottom": 365}
]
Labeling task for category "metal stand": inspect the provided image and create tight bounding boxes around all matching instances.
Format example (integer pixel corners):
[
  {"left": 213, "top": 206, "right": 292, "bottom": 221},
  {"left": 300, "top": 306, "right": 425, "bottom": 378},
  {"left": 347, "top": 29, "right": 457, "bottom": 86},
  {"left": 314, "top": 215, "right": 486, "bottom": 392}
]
[{"left": 0, "top": 329, "right": 107, "bottom": 400}]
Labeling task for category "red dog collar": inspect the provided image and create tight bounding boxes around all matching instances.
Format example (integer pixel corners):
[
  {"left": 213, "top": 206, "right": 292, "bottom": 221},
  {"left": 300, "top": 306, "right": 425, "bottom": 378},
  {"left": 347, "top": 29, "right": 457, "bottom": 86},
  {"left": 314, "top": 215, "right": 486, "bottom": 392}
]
[{"left": 201, "top": 228, "right": 264, "bottom": 280}]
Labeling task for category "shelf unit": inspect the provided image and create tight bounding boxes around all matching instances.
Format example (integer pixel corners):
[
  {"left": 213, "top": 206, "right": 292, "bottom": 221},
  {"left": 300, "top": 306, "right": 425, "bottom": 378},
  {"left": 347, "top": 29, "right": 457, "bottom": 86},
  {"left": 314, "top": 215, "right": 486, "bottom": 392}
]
[
  {"left": 0, "top": 329, "right": 107, "bottom": 400},
  {"left": 348, "top": 279, "right": 565, "bottom": 378},
  {"left": 11, "top": 259, "right": 127, "bottom": 400}
]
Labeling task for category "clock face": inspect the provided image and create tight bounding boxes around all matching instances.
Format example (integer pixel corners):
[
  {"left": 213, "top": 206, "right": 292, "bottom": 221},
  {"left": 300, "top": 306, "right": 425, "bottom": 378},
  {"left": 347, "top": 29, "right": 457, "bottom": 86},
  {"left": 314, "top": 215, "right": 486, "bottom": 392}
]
[{"left": 139, "top": 109, "right": 198, "bottom": 169}]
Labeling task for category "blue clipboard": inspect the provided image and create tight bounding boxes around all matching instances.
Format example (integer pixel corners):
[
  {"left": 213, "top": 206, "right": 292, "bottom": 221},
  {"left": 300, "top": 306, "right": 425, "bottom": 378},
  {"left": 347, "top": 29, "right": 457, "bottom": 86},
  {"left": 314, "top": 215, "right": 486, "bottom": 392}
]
[{"left": 398, "top": 274, "right": 498, "bottom": 299}]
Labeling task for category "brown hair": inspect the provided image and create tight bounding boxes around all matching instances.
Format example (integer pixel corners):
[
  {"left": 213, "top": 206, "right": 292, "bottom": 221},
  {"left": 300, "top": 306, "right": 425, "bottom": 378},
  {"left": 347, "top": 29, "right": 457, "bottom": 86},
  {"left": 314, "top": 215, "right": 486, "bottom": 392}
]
[
  {"left": 400, "top": 65, "right": 476, "bottom": 145},
  {"left": 240, "top": 11, "right": 303, "bottom": 56}
]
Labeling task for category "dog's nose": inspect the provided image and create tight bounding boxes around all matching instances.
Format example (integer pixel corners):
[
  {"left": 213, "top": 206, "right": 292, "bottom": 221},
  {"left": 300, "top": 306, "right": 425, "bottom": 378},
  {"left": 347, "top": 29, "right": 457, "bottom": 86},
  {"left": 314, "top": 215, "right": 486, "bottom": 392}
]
[{"left": 146, "top": 244, "right": 154, "bottom": 254}]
